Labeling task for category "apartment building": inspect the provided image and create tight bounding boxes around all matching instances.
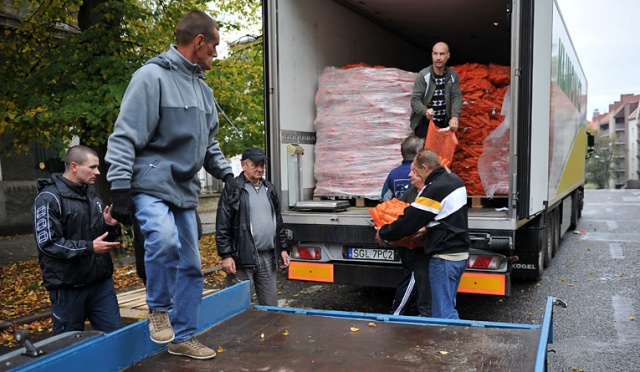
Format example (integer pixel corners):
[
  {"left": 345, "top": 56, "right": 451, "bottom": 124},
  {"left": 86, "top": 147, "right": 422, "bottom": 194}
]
[{"left": 591, "top": 93, "right": 640, "bottom": 188}]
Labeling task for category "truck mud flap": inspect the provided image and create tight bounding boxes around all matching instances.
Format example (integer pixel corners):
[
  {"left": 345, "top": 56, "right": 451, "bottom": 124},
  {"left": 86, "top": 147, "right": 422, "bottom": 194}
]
[{"left": 513, "top": 215, "right": 546, "bottom": 281}]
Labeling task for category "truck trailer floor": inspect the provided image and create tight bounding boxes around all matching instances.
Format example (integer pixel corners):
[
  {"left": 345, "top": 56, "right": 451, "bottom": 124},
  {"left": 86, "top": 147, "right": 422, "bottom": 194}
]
[{"left": 127, "top": 308, "right": 541, "bottom": 371}]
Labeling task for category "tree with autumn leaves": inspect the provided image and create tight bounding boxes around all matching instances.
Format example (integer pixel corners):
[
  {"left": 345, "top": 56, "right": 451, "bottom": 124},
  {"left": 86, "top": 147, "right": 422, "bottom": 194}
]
[{"left": 0, "top": 0, "right": 264, "bottom": 199}]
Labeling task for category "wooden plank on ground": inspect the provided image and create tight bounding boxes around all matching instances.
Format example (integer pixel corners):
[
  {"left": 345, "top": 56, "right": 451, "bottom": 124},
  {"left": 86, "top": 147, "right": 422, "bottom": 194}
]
[{"left": 117, "top": 288, "right": 218, "bottom": 319}]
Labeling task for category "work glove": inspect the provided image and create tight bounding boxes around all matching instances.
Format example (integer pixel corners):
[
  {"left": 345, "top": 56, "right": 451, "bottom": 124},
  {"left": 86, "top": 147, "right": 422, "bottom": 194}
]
[
  {"left": 110, "top": 189, "right": 133, "bottom": 226},
  {"left": 223, "top": 174, "right": 242, "bottom": 204}
]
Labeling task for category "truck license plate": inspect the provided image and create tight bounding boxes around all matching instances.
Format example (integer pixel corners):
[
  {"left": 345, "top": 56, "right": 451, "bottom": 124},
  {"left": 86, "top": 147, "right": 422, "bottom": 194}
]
[{"left": 348, "top": 248, "right": 395, "bottom": 261}]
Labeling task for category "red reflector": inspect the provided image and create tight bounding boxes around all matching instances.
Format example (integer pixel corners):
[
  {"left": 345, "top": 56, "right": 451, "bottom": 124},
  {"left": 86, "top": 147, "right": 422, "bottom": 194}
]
[
  {"left": 470, "top": 256, "right": 492, "bottom": 269},
  {"left": 297, "top": 247, "right": 321, "bottom": 260}
]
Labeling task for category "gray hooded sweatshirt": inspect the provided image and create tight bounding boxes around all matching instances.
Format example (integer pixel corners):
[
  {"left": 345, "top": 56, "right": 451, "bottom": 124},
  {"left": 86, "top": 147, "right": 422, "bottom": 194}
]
[{"left": 106, "top": 45, "right": 232, "bottom": 209}]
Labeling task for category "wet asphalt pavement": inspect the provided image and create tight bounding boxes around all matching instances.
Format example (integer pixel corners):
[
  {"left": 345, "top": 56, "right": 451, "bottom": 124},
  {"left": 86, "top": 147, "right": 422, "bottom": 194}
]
[
  {"left": 2, "top": 190, "right": 639, "bottom": 370},
  {"left": 276, "top": 189, "right": 640, "bottom": 371}
]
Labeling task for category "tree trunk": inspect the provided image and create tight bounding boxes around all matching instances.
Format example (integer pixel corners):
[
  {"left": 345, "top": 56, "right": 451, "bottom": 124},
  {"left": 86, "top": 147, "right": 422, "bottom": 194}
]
[
  {"left": 93, "top": 143, "right": 112, "bottom": 204},
  {"left": 77, "top": 0, "right": 121, "bottom": 203}
]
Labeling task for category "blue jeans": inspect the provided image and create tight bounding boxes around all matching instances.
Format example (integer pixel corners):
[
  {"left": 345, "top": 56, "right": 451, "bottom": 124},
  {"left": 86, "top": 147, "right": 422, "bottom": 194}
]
[
  {"left": 429, "top": 257, "right": 466, "bottom": 319},
  {"left": 49, "top": 277, "right": 122, "bottom": 335},
  {"left": 134, "top": 194, "right": 203, "bottom": 342}
]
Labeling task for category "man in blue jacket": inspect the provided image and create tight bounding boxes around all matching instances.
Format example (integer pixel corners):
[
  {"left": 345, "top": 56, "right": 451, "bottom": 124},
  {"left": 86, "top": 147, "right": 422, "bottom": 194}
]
[
  {"left": 216, "top": 148, "right": 290, "bottom": 306},
  {"left": 381, "top": 134, "right": 423, "bottom": 202},
  {"left": 105, "top": 10, "right": 240, "bottom": 360}
]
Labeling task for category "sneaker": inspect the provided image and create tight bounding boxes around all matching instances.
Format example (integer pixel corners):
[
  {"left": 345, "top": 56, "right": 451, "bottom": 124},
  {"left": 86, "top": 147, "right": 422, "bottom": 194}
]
[
  {"left": 168, "top": 339, "right": 217, "bottom": 360},
  {"left": 148, "top": 310, "right": 174, "bottom": 344}
]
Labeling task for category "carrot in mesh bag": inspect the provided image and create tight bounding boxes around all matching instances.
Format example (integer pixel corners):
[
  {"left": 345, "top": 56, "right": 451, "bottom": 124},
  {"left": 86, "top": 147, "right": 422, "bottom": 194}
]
[
  {"left": 369, "top": 199, "right": 424, "bottom": 249},
  {"left": 424, "top": 119, "right": 458, "bottom": 168}
]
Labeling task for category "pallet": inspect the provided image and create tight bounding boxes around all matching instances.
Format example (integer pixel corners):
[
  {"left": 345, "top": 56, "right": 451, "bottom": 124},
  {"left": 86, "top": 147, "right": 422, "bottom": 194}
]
[
  {"left": 468, "top": 195, "right": 508, "bottom": 209},
  {"left": 117, "top": 287, "right": 217, "bottom": 319},
  {"left": 312, "top": 195, "right": 375, "bottom": 208}
]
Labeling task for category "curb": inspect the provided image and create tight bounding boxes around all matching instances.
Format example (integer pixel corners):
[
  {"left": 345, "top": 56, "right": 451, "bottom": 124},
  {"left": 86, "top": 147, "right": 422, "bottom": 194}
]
[{"left": 0, "top": 311, "right": 51, "bottom": 332}]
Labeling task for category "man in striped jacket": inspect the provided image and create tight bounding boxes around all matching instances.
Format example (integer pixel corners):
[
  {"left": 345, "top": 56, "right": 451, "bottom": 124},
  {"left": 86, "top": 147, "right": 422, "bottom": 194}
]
[{"left": 376, "top": 148, "right": 470, "bottom": 319}]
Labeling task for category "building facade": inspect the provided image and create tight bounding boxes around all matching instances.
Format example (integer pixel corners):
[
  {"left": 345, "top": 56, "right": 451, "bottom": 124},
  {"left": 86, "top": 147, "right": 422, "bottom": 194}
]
[{"left": 591, "top": 94, "right": 640, "bottom": 189}]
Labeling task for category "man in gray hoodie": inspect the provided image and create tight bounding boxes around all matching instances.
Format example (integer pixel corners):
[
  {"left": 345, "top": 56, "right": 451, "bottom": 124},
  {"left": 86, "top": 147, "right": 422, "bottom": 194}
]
[{"left": 105, "top": 10, "right": 239, "bottom": 360}]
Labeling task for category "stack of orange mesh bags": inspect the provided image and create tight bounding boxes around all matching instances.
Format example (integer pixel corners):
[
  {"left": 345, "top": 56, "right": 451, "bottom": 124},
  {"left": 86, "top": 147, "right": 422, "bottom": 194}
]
[
  {"left": 450, "top": 63, "right": 511, "bottom": 196},
  {"left": 313, "top": 64, "right": 415, "bottom": 199}
]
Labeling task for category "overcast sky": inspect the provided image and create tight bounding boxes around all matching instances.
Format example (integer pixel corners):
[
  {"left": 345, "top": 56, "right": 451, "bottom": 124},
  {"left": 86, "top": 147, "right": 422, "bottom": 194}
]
[{"left": 556, "top": 0, "right": 640, "bottom": 116}]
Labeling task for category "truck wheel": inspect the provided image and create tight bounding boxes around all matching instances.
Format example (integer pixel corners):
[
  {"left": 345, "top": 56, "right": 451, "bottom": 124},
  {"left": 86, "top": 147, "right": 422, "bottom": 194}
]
[
  {"left": 577, "top": 187, "right": 584, "bottom": 219},
  {"left": 569, "top": 192, "right": 578, "bottom": 230}
]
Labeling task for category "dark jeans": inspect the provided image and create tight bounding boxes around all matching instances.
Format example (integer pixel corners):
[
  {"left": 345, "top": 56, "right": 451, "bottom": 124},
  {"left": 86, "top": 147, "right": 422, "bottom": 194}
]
[
  {"left": 393, "top": 247, "right": 431, "bottom": 317},
  {"left": 392, "top": 247, "right": 419, "bottom": 315},
  {"left": 49, "top": 277, "right": 122, "bottom": 335},
  {"left": 412, "top": 252, "right": 432, "bottom": 317}
]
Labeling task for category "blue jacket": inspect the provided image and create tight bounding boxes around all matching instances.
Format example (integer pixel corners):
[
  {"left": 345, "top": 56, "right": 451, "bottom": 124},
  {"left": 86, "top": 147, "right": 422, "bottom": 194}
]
[
  {"left": 106, "top": 45, "right": 232, "bottom": 208},
  {"left": 381, "top": 160, "right": 413, "bottom": 201}
]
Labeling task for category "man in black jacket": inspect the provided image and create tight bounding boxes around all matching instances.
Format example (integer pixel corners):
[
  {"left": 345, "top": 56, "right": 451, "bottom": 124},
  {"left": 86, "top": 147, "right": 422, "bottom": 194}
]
[
  {"left": 376, "top": 148, "right": 470, "bottom": 319},
  {"left": 33, "top": 145, "right": 122, "bottom": 334},
  {"left": 216, "top": 148, "right": 290, "bottom": 306}
]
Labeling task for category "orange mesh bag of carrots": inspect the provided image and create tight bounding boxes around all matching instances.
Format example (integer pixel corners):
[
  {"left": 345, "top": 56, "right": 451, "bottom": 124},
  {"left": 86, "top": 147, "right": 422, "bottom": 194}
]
[
  {"left": 369, "top": 199, "right": 424, "bottom": 249},
  {"left": 450, "top": 62, "right": 511, "bottom": 196},
  {"left": 424, "top": 119, "right": 458, "bottom": 167}
]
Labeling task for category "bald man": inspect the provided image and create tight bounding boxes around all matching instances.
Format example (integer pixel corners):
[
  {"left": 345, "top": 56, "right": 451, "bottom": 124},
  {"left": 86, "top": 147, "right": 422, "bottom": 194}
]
[{"left": 410, "top": 41, "right": 463, "bottom": 138}]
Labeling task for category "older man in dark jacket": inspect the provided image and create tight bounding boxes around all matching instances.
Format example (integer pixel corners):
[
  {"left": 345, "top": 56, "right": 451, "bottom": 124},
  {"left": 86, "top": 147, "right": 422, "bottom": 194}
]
[
  {"left": 216, "top": 148, "right": 290, "bottom": 306},
  {"left": 33, "top": 145, "right": 122, "bottom": 334}
]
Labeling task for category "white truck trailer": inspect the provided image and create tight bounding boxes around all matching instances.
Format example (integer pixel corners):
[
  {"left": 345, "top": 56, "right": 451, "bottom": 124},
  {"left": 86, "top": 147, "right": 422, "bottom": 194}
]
[{"left": 263, "top": 0, "right": 593, "bottom": 296}]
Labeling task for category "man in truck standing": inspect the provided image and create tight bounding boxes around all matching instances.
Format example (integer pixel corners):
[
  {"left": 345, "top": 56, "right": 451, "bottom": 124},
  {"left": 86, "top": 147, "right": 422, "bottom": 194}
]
[{"left": 410, "top": 42, "right": 462, "bottom": 138}]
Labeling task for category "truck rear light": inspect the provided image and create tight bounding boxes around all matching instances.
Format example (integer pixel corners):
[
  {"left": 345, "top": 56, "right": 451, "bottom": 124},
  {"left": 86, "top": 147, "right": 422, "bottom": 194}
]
[
  {"left": 467, "top": 255, "right": 501, "bottom": 270},
  {"left": 292, "top": 246, "right": 321, "bottom": 260}
]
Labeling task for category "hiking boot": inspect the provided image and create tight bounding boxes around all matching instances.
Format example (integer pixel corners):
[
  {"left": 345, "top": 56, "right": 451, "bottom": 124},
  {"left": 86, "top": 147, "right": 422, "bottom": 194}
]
[
  {"left": 168, "top": 338, "right": 217, "bottom": 360},
  {"left": 148, "top": 310, "right": 174, "bottom": 344}
]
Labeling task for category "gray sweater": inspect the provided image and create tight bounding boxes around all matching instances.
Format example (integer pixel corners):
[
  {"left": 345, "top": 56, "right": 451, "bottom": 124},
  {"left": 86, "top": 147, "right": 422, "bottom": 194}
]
[{"left": 106, "top": 45, "right": 232, "bottom": 208}]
